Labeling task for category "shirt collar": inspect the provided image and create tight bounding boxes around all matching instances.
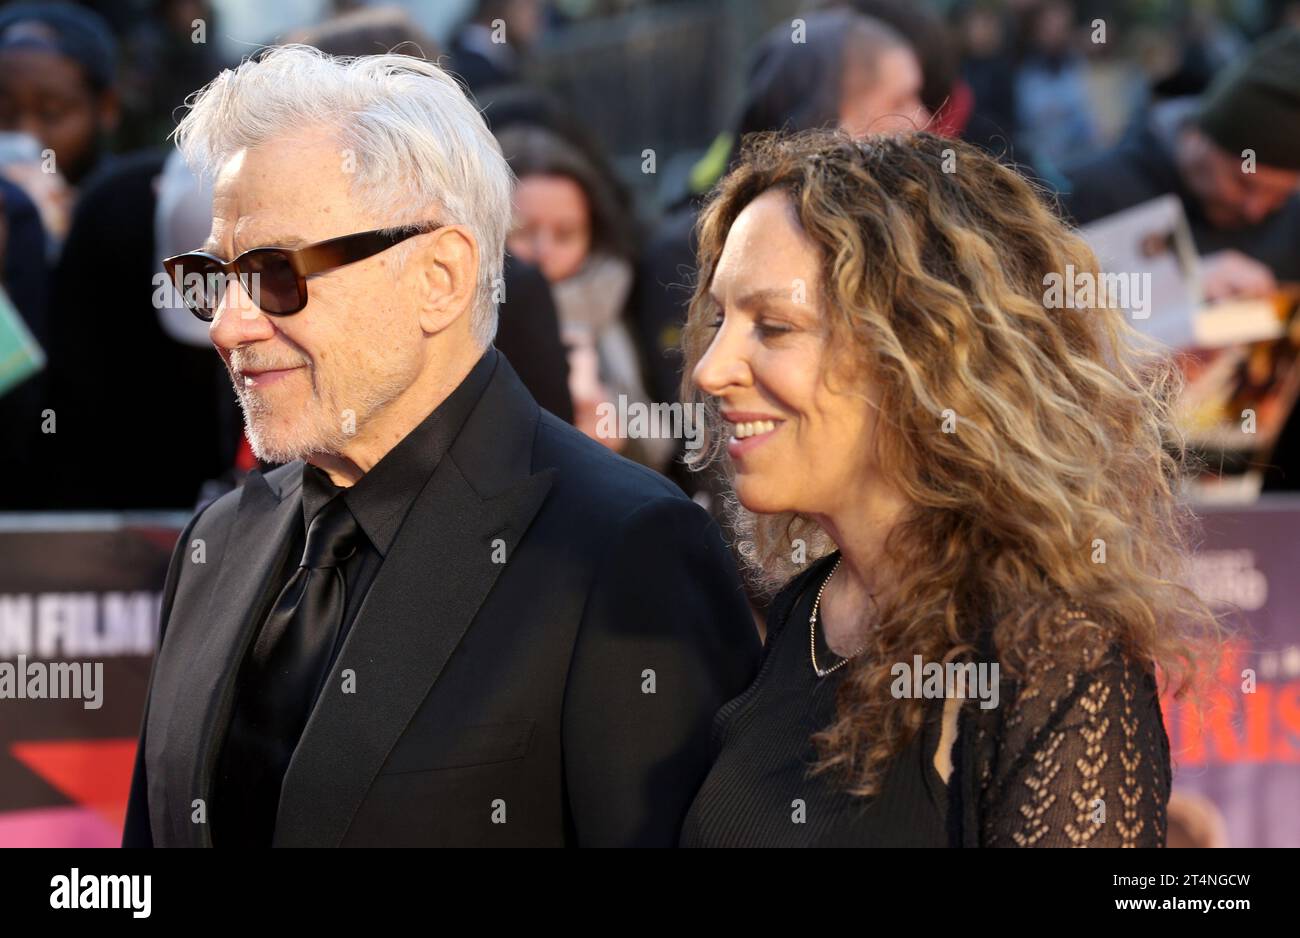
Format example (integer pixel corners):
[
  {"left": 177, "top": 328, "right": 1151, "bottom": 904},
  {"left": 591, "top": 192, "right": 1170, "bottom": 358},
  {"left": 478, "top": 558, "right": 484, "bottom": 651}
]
[{"left": 300, "top": 347, "right": 499, "bottom": 556}]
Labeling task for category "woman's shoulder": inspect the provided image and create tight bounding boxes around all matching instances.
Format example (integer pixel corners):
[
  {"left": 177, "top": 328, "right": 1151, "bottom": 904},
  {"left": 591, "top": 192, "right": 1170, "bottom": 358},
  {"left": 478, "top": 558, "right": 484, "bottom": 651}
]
[
  {"left": 1008, "top": 601, "right": 1156, "bottom": 695},
  {"left": 958, "top": 598, "right": 1168, "bottom": 784},
  {"left": 969, "top": 598, "right": 1156, "bottom": 687},
  {"left": 961, "top": 600, "right": 1168, "bottom": 774},
  {"left": 956, "top": 599, "right": 1172, "bottom": 846}
]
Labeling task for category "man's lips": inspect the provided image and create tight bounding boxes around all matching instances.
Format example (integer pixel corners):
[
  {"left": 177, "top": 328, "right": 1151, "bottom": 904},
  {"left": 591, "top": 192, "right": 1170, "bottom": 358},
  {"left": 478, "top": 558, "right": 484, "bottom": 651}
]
[{"left": 238, "top": 365, "right": 305, "bottom": 389}]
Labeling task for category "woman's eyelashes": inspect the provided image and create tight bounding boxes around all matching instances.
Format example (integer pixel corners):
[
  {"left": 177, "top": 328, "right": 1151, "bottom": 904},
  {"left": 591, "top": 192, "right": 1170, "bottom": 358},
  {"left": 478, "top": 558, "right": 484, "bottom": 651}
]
[
  {"left": 754, "top": 318, "right": 793, "bottom": 338},
  {"left": 706, "top": 309, "right": 794, "bottom": 340}
]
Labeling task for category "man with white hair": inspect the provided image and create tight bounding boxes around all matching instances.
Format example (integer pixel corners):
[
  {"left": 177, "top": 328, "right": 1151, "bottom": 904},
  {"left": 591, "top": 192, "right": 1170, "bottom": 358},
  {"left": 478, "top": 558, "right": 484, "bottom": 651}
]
[{"left": 122, "top": 46, "right": 759, "bottom": 847}]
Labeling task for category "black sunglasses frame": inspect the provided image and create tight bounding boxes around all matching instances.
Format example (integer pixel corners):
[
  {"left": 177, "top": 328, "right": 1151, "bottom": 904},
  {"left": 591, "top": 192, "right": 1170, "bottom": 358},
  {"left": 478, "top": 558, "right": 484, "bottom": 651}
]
[{"left": 162, "top": 222, "right": 443, "bottom": 321}]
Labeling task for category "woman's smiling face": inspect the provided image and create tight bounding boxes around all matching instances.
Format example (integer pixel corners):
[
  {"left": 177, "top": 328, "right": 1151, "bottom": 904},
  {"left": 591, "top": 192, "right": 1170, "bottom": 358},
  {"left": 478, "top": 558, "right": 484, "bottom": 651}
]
[{"left": 692, "top": 187, "right": 885, "bottom": 518}]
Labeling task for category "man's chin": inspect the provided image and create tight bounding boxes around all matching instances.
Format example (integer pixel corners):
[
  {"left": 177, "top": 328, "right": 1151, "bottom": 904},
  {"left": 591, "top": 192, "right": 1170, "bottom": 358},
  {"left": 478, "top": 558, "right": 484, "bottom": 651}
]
[{"left": 243, "top": 418, "right": 321, "bottom": 466}]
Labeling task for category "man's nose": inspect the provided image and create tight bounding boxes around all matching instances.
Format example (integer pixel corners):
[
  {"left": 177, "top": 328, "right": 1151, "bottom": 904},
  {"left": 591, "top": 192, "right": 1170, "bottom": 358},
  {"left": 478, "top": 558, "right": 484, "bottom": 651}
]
[{"left": 208, "top": 275, "right": 275, "bottom": 350}]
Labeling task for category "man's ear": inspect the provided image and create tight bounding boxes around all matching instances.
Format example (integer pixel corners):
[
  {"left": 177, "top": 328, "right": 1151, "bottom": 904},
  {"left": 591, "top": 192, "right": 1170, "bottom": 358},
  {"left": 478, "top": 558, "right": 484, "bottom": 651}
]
[{"left": 411, "top": 224, "right": 479, "bottom": 335}]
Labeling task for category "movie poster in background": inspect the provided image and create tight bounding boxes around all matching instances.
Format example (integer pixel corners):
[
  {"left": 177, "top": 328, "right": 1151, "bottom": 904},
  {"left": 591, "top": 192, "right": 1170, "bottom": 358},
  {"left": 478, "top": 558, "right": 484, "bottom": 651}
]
[
  {"left": 1166, "top": 499, "right": 1300, "bottom": 848},
  {"left": 0, "top": 515, "right": 184, "bottom": 847}
]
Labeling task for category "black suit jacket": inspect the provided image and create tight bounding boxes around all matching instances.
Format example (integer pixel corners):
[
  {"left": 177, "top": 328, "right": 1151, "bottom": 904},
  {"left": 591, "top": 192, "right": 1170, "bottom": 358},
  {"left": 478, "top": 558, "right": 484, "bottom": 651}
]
[{"left": 122, "top": 353, "right": 759, "bottom": 846}]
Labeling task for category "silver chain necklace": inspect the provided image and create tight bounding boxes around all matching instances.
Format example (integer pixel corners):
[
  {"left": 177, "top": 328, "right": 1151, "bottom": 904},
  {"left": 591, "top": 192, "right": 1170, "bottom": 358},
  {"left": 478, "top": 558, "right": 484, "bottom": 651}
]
[{"left": 809, "top": 556, "right": 871, "bottom": 678}]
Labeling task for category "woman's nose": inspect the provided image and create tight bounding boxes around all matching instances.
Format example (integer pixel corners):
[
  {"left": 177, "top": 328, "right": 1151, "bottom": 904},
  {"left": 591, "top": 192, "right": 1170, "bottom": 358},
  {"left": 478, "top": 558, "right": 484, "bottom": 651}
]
[{"left": 693, "top": 323, "right": 750, "bottom": 396}]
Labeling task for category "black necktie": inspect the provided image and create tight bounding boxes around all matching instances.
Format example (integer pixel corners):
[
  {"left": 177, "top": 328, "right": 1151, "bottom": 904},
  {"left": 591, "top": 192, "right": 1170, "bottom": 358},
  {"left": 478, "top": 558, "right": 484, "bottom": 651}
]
[
  {"left": 213, "top": 491, "right": 363, "bottom": 845},
  {"left": 248, "top": 492, "right": 362, "bottom": 744}
]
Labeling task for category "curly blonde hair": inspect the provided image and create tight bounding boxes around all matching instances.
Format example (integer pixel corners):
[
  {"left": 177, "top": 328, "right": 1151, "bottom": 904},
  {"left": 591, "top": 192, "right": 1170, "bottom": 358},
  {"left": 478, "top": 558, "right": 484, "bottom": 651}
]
[{"left": 680, "top": 129, "right": 1224, "bottom": 797}]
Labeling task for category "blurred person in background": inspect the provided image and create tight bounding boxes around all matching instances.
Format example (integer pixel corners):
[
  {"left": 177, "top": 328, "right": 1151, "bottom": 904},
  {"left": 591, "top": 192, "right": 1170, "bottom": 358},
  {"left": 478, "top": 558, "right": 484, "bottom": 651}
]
[
  {"left": 287, "top": 4, "right": 437, "bottom": 58},
  {"left": 117, "top": 0, "right": 225, "bottom": 150},
  {"left": 1012, "top": 0, "right": 1098, "bottom": 175},
  {"left": 476, "top": 81, "right": 637, "bottom": 224},
  {"left": 0, "top": 1, "right": 228, "bottom": 510},
  {"left": 41, "top": 144, "right": 239, "bottom": 510},
  {"left": 500, "top": 122, "right": 668, "bottom": 470},
  {"left": 0, "top": 175, "right": 50, "bottom": 508},
  {"left": 1149, "top": 2, "right": 1249, "bottom": 100},
  {"left": 475, "top": 78, "right": 640, "bottom": 404},
  {"left": 951, "top": 0, "right": 1020, "bottom": 155},
  {"left": 842, "top": 0, "right": 962, "bottom": 135},
  {"left": 446, "top": 0, "right": 545, "bottom": 96},
  {"left": 0, "top": 1, "right": 120, "bottom": 249},
  {"left": 1060, "top": 27, "right": 1300, "bottom": 297},
  {"left": 0, "top": 176, "right": 46, "bottom": 331},
  {"left": 1066, "top": 27, "right": 1300, "bottom": 493},
  {"left": 638, "top": 9, "right": 927, "bottom": 496},
  {"left": 26, "top": 0, "right": 229, "bottom": 509}
]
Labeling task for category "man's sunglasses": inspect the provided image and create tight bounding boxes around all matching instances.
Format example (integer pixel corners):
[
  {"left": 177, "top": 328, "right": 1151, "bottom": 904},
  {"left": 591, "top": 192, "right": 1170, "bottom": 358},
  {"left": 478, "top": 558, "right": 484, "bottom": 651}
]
[{"left": 162, "top": 223, "right": 442, "bottom": 321}]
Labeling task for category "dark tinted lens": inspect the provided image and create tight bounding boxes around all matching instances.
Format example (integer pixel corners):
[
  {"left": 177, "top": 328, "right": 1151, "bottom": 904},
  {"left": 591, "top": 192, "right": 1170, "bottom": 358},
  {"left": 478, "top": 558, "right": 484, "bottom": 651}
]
[
  {"left": 169, "top": 255, "right": 226, "bottom": 320},
  {"left": 240, "top": 250, "right": 301, "bottom": 314}
]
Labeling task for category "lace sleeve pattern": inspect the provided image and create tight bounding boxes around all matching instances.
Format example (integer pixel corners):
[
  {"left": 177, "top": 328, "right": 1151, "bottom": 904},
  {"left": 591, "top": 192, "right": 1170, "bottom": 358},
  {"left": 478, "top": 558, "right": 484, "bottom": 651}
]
[{"left": 959, "top": 609, "right": 1172, "bottom": 847}]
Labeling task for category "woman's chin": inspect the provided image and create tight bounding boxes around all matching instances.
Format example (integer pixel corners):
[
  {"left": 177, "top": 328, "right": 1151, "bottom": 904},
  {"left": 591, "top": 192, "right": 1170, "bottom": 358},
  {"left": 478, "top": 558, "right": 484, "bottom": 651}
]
[{"left": 734, "top": 480, "right": 797, "bottom": 517}]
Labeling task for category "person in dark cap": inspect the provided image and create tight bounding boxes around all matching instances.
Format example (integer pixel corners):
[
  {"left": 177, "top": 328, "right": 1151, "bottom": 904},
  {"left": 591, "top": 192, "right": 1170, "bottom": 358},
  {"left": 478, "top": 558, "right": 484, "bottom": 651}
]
[
  {"left": 0, "top": 1, "right": 119, "bottom": 186},
  {"left": 1062, "top": 28, "right": 1300, "bottom": 492},
  {"left": 1059, "top": 27, "right": 1300, "bottom": 295},
  {"left": 1192, "top": 27, "right": 1300, "bottom": 229}
]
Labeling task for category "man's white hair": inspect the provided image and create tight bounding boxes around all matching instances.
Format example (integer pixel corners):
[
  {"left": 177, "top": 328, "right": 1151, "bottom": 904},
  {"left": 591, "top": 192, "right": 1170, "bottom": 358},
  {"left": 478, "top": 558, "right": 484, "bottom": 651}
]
[{"left": 173, "top": 44, "right": 513, "bottom": 347}]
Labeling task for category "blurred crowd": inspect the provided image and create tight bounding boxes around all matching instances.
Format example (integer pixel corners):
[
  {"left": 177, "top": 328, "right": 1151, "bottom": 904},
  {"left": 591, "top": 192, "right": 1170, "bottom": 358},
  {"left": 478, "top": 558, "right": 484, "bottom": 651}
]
[{"left": 1, "top": 0, "right": 1299, "bottom": 511}]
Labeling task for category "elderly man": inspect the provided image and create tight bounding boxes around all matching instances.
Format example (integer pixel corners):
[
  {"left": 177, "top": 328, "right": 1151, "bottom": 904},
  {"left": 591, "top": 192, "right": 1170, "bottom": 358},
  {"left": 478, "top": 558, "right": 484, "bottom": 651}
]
[{"left": 122, "top": 46, "right": 759, "bottom": 847}]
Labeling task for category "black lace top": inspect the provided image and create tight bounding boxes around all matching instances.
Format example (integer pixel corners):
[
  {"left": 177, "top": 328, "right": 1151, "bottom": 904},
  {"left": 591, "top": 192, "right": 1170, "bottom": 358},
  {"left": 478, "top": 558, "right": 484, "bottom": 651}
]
[{"left": 681, "top": 552, "right": 1172, "bottom": 847}]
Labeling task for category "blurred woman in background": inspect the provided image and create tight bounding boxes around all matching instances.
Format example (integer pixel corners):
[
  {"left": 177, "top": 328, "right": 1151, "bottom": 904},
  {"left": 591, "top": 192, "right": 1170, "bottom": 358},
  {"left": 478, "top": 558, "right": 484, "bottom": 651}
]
[{"left": 500, "top": 122, "right": 672, "bottom": 471}]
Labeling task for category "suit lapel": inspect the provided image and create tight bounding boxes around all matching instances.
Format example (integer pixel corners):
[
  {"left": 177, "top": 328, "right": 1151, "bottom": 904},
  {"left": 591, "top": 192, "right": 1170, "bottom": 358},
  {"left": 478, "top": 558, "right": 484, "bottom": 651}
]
[
  {"left": 156, "top": 466, "right": 301, "bottom": 847},
  {"left": 273, "top": 354, "right": 555, "bottom": 847}
]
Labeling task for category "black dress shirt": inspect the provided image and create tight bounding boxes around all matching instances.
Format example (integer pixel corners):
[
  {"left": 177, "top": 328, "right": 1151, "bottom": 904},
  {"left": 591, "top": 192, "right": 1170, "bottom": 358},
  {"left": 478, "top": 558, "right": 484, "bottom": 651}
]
[{"left": 210, "top": 348, "right": 498, "bottom": 846}]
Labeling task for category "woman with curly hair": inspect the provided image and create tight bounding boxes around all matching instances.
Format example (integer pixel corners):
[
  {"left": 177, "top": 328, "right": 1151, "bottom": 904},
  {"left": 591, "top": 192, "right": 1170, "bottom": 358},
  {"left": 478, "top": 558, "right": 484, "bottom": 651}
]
[{"left": 678, "top": 128, "right": 1222, "bottom": 847}]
